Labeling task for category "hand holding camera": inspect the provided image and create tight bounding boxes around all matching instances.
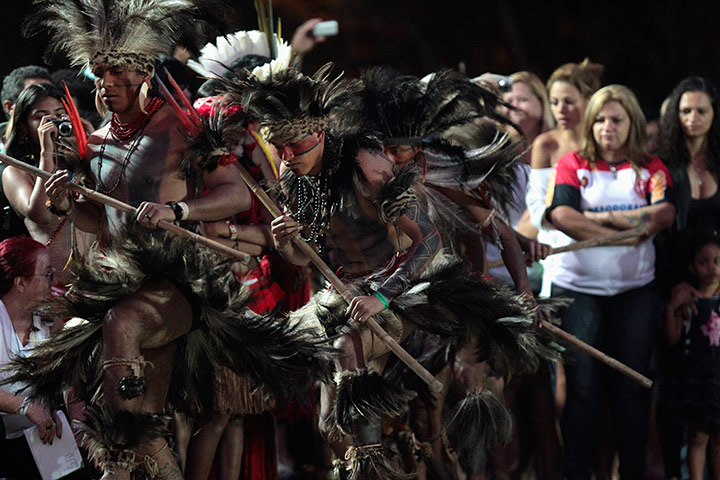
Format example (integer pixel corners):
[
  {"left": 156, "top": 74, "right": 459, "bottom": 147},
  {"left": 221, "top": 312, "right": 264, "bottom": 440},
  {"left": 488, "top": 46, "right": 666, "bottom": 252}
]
[
  {"left": 51, "top": 118, "right": 73, "bottom": 137},
  {"left": 38, "top": 115, "right": 72, "bottom": 170}
]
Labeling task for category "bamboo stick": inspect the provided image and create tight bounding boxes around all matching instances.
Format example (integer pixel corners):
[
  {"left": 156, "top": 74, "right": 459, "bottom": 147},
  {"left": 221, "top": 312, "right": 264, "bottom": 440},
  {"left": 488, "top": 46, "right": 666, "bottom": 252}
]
[
  {"left": 486, "top": 227, "right": 650, "bottom": 270},
  {"left": 0, "top": 153, "right": 251, "bottom": 263},
  {"left": 486, "top": 226, "right": 654, "bottom": 388},
  {"left": 543, "top": 323, "right": 653, "bottom": 388}
]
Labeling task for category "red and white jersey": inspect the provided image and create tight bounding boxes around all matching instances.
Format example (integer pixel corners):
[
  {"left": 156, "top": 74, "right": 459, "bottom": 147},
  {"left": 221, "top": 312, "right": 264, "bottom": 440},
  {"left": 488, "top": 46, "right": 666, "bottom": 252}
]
[{"left": 548, "top": 152, "right": 673, "bottom": 295}]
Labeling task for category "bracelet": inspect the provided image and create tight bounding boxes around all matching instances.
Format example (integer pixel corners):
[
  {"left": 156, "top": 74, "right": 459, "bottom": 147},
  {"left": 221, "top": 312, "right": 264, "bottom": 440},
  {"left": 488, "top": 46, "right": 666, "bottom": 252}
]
[
  {"left": 167, "top": 201, "right": 190, "bottom": 222},
  {"left": 227, "top": 222, "right": 238, "bottom": 240},
  {"left": 17, "top": 396, "right": 31, "bottom": 416},
  {"left": 374, "top": 291, "right": 390, "bottom": 310},
  {"left": 177, "top": 201, "right": 189, "bottom": 220},
  {"left": 45, "top": 199, "right": 69, "bottom": 217}
]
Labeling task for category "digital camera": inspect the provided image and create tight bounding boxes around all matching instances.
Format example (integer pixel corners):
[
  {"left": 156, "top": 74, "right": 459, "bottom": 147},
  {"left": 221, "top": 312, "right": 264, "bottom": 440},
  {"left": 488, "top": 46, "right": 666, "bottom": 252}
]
[{"left": 51, "top": 119, "right": 73, "bottom": 137}]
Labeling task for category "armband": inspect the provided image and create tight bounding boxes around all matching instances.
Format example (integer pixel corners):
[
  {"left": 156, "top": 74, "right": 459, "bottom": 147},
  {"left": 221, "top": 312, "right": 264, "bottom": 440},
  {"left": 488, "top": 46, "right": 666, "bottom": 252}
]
[{"left": 374, "top": 291, "right": 390, "bottom": 310}]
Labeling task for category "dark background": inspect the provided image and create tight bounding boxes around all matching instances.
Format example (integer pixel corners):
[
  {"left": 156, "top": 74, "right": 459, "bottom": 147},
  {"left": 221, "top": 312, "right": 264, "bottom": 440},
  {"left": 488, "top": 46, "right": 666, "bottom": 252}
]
[{"left": 4, "top": 1, "right": 720, "bottom": 119}]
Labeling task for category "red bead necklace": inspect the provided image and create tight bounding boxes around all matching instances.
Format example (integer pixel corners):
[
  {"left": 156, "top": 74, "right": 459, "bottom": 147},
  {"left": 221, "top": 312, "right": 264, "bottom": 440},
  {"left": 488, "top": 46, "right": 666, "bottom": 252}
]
[{"left": 109, "top": 98, "right": 165, "bottom": 140}]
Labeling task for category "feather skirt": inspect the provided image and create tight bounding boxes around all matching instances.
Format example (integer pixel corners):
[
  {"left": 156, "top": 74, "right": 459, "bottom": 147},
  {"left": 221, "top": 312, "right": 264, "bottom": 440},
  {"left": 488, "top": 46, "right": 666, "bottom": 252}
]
[
  {"left": 1, "top": 226, "right": 335, "bottom": 420},
  {"left": 289, "top": 254, "right": 561, "bottom": 377}
]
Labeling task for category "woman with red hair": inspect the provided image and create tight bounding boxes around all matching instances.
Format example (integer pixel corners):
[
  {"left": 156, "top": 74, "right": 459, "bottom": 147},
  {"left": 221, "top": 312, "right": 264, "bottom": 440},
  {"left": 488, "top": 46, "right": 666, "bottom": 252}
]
[{"left": 0, "top": 237, "right": 61, "bottom": 479}]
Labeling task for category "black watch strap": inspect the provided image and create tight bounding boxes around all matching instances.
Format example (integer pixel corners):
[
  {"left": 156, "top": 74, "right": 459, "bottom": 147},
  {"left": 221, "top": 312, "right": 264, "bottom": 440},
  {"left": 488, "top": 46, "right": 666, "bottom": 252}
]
[{"left": 167, "top": 201, "right": 183, "bottom": 222}]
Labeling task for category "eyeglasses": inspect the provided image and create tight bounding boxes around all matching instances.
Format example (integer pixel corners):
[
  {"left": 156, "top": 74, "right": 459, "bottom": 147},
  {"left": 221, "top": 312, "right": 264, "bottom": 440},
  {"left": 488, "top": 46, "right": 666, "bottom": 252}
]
[{"left": 33, "top": 268, "right": 55, "bottom": 283}]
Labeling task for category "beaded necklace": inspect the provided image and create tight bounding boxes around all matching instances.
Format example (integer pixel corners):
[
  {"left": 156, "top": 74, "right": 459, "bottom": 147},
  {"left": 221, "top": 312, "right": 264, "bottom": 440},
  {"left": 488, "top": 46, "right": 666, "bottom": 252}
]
[
  {"left": 289, "top": 135, "right": 343, "bottom": 253},
  {"left": 109, "top": 98, "right": 164, "bottom": 140},
  {"left": 96, "top": 98, "right": 164, "bottom": 194},
  {"left": 44, "top": 218, "right": 67, "bottom": 247}
]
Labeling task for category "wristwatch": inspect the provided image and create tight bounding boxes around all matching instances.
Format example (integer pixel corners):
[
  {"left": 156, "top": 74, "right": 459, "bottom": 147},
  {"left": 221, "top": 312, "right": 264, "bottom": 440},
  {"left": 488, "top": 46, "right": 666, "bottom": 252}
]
[{"left": 167, "top": 201, "right": 188, "bottom": 222}]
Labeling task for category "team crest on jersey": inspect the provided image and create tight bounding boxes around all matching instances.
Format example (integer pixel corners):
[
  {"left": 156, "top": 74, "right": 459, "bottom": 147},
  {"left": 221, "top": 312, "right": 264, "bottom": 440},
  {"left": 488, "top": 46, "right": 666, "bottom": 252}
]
[
  {"left": 580, "top": 176, "right": 589, "bottom": 187},
  {"left": 650, "top": 170, "right": 667, "bottom": 204}
]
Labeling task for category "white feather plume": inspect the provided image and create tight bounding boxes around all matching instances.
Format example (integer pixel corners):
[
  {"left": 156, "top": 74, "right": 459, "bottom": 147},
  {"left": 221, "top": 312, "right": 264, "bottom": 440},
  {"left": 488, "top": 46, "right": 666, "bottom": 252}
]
[{"left": 187, "top": 30, "right": 292, "bottom": 79}]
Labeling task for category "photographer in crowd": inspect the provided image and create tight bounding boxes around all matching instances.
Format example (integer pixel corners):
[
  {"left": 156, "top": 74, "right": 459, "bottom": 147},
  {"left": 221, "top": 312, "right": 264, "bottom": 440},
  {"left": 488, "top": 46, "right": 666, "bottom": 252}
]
[{"left": 1, "top": 84, "right": 89, "bottom": 287}]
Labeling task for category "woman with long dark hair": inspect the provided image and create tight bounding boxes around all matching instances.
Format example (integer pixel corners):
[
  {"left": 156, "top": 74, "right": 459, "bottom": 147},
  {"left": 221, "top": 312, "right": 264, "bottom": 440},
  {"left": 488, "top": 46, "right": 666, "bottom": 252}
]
[
  {"left": 660, "top": 76, "right": 720, "bottom": 233},
  {"left": 657, "top": 76, "right": 720, "bottom": 480},
  {"left": 1, "top": 83, "right": 90, "bottom": 287}
]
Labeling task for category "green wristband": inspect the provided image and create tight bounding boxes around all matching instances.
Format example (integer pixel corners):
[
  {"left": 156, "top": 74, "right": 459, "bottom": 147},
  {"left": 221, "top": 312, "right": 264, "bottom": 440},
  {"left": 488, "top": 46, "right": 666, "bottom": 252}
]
[{"left": 374, "top": 291, "right": 390, "bottom": 309}]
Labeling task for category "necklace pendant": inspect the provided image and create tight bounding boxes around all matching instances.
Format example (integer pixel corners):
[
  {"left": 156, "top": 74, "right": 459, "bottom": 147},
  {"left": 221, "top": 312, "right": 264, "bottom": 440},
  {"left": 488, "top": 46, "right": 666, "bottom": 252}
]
[{"left": 609, "top": 164, "right": 617, "bottom": 178}]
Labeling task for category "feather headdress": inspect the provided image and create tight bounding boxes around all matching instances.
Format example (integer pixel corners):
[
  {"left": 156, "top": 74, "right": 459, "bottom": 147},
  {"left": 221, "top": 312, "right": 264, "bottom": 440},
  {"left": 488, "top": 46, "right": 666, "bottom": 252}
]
[
  {"left": 223, "top": 63, "right": 358, "bottom": 142},
  {"left": 339, "top": 66, "right": 524, "bottom": 215},
  {"left": 187, "top": 30, "right": 293, "bottom": 81},
  {"left": 23, "top": 0, "right": 202, "bottom": 76},
  {"left": 343, "top": 67, "right": 511, "bottom": 149}
]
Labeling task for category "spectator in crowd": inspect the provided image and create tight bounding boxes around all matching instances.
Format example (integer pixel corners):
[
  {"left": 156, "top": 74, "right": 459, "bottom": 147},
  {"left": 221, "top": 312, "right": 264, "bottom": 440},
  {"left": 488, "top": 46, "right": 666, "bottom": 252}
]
[
  {"left": 504, "top": 71, "right": 556, "bottom": 161},
  {"left": 0, "top": 237, "right": 61, "bottom": 479},
  {"left": 486, "top": 70, "right": 555, "bottom": 292},
  {"left": 657, "top": 76, "right": 720, "bottom": 480},
  {"left": 490, "top": 70, "right": 562, "bottom": 480},
  {"left": 548, "top": 84, "right": 675, "bottom": 480},
  {"left": 666, "top": 231, "right": 720, "bottom": 480},
  {"left": 660, "top": 77, "right": 720, "bottom": 248},
  {"left": 502, "top": 70, "right": 555, "bottom": 241},
  {"left": 1, "top": 65, "right": 52, "bottom": 123},
  {"left": 2, "top": 83, "right": 92, "bottom": 286},
  {"left": 526, "top": 58, "right": 604, "bottom": 298}
]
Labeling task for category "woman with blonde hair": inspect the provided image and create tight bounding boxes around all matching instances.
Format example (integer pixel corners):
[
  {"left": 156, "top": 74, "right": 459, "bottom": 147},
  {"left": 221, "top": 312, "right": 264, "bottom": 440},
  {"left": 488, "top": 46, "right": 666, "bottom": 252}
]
[
  {"left": 525, "top": 58, "right": 604, "bottom": 297},
  {"left": 548, "top": 84, "right": 675, "bottom": 480},
  {"left": 504, "top": 71, "right": 555, "bottom": 149}
]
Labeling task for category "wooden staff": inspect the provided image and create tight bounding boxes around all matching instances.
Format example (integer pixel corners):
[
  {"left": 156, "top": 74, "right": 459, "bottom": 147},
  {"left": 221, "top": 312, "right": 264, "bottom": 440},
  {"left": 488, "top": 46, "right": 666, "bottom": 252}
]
[
  {"left": 0, "top": 153, "right": 251, "bottom": 263},
  {"left": 487, "top": 227, "right": 650, "bottom": 270},
  {"left": 235, "top": 163, "right": 445, "bottom": 393},
  {"left": 486, "top": 226, "right": 654, "bottom": 388},
  {"left": 542, "top": 322, "right": 652, "bottom": 388}
]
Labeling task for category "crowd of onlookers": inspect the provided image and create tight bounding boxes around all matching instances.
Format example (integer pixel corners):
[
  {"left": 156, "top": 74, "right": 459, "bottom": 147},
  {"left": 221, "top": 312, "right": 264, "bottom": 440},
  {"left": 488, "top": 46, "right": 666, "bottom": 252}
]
[
  {"left": 490, "top": 62, "right": 720, "bottom": 480},
  {"left": 0, "top": 21, "right": 719, "bottom": 480}
]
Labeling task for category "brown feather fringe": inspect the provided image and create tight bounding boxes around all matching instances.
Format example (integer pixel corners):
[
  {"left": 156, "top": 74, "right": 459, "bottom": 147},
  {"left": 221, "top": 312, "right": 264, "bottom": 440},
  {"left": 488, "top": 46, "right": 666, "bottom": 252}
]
[
  {"left": 333, "top": 368, "right": 417, "bottom": 436},
  {"left": 3, "top": 223, "right": 336, "bottom": 420},
  {"left": 445, "top": 391, "right": 513, "bottom": 475}
]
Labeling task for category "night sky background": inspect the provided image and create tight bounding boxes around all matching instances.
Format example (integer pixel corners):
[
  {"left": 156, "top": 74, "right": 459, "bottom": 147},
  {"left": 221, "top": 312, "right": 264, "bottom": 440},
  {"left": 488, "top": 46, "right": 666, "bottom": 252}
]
[{"left": 2, "top": 0, "right": 720, "bottom": 121}]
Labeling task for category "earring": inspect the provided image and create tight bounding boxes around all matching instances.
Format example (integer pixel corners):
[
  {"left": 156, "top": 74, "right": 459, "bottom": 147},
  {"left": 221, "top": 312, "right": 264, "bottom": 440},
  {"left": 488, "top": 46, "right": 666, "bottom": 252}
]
[
  {"left": 138, "top": 81, "right": 149, "bottom": 114},
  {"left": 95, "top": 90, "right": 107, "bottom": 117}
]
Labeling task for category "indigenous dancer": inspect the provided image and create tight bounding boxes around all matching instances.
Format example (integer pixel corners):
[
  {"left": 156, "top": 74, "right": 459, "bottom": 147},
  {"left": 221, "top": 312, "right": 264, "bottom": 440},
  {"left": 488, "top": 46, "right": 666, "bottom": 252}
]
[
  {"left": 5, "top": 2, "right": 334, "bottom": 479},
  {"left": 231, "top": 64, "right": 558, "bottom": 479},
  {"left": 342, "top": 67, "right": 560, "bottom": 479}
]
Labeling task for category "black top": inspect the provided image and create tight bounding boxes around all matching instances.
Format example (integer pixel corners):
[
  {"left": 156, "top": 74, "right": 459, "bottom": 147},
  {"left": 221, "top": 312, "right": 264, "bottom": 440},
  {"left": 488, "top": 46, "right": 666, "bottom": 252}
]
[{"left": 687, "top": 186, "right": 720, "bottom": 233}]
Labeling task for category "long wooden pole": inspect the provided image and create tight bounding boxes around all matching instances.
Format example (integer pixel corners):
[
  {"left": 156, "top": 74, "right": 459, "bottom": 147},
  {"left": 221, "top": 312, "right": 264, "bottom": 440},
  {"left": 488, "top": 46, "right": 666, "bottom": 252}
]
[
  {"left": 0, "top": 153, "right": 251, "bottom": 263},
  {"left": 486, "top": 226, "right": 653, "bottom": 388},
  {"left": 236, "top": 165, "right": 445, "bottom": 392},
  {"left": 2, "top": 150, "right": 444, "bottom": 391},
  {"left": 542, "top": 323, "right": 652, "bottom": 388},
  {"left": 241, "top": 138, "right": 652, "bottom": 389},
  {"left": 486, "top": 227, "right": 650, "bottom": 270}
]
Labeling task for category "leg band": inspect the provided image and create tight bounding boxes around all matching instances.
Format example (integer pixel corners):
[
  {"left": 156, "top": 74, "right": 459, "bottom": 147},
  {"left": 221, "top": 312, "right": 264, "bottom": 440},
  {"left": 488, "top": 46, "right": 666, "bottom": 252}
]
[{"left": 103, "top": 356, "right": 154, "bottom": 400}]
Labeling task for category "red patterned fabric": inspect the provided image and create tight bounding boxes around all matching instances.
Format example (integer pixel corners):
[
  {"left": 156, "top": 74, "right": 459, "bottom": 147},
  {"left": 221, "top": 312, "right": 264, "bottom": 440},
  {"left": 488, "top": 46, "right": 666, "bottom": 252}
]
[{"left": 240, "top": 413, "right": 278, "bottom": 480}]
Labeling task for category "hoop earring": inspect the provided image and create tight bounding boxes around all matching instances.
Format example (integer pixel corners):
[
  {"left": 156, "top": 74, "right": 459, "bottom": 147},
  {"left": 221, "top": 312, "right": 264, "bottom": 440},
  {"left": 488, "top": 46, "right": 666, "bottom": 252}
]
[
  {"left": 138, "top": 81, "right": 149, "bottom": 114},
  {"left": 95, "top": 90, "right": 107, "bottom": 117}
]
